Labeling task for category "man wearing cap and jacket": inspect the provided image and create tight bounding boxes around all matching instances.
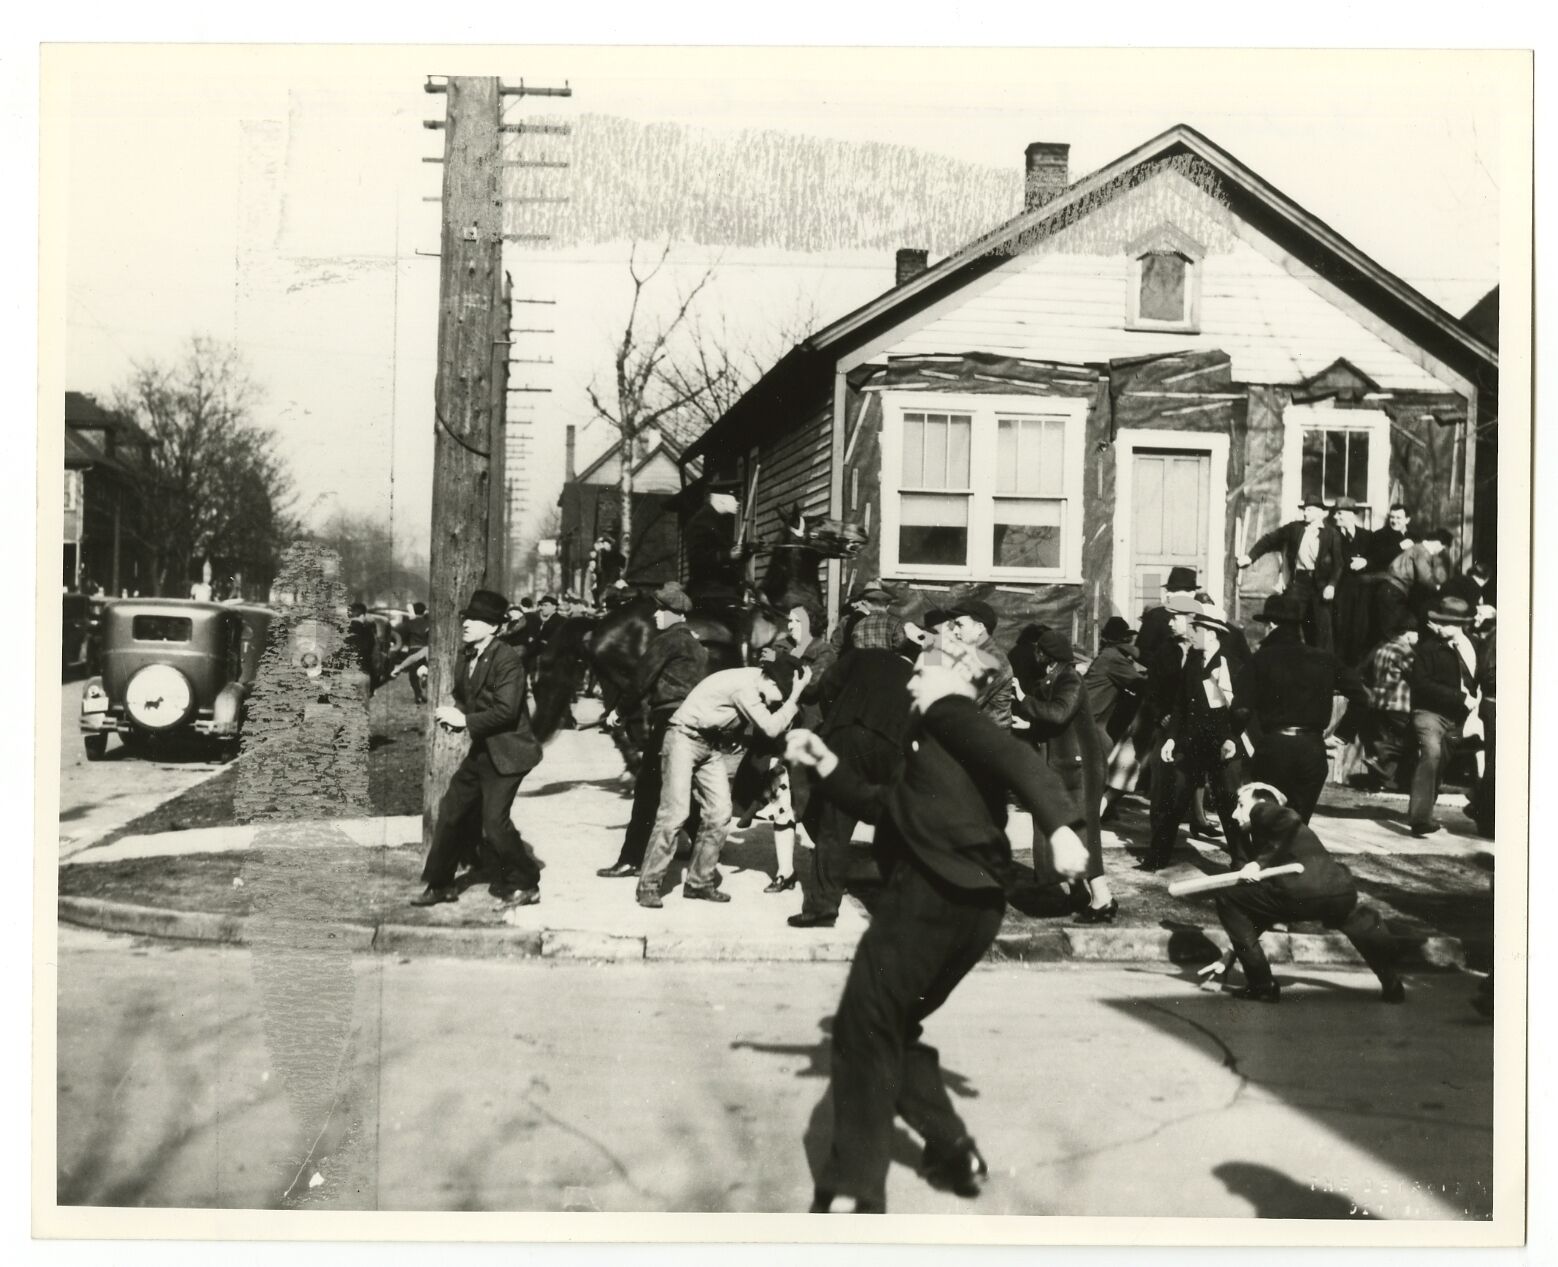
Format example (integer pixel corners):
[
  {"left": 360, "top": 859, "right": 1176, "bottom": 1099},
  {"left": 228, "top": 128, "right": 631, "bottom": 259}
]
[
  {"left": 947, "top": 599, "right": 1014, "bottom": 729},
  {"left": 1084, "top": 616, "right": 1146, "bottom": 746},
  {"left": 833, "top": 582, "right": 904, "bottom": 654},
  {"left": 597, "top": 583, "right": 709, "bottom": 879},
  {"left": 1237, "top": 593, "right": 1368, "bottom": 821},
  {"left": 412, "top": 588, "right": 545, "bottom": 909},
  {"left": 1237, "top": 496, "right": 1345, "bottom": 650},
  {"left": 1406, "top": 595, "right": 1483, "bottom": 836}
]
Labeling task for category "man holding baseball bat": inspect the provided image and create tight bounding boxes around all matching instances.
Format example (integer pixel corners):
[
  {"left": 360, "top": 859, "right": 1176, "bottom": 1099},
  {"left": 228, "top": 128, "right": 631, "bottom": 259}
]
[
  {"left": 1211, "top": 783, "right": 1404, "bottom": 1004},
  {"left": 785, "top": 639, "right": 1089, "bottom": 1214}
]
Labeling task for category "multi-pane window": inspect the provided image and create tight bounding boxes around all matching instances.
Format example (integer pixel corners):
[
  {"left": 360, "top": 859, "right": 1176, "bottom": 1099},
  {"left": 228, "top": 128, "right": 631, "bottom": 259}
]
[
  {"left": 993, "top": 416, "right": 1065, "bottom": 568},
  {"left": 884, "top": 394, "right": 1085, "bottom": 578},
  {"left": 1301, "top": 426, "right": 1372, "bottom": 522},
  {"left": 898, "top": 411, "right": 972, "bottom": 567}
]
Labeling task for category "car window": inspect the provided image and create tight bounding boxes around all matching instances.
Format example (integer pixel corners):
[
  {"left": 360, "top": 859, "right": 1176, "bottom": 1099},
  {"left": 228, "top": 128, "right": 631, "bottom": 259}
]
[{"left": 131, "top": 615, "right": 193, "bottom": 642}]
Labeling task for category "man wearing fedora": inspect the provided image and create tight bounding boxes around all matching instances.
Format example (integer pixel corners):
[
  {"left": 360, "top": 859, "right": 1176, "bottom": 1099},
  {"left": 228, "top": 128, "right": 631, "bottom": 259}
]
[
  {"left": 833, "top": 581, "right": 905, "bottom": 654},
  {"left": 1328, "top": 497, "right": 1374, "bottom": 664},
  {"left": 1239, "top": 593, "right": 1368, "bottom": 821},
  {"left": 1237, "top": 494, "right": 1344, "bottom": 650},
  {"left": 1406, "top": 595, "right": 1485, "bottom": 836},
  {"left": 412, "top": 587, "right": 545, "bottom": 909}
]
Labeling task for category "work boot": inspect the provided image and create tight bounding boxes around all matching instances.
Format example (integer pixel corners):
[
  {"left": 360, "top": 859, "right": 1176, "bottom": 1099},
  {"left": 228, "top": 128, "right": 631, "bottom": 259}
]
[
  {"left": 921, "top": 1137, "right": 989, "bottom": 1198},
  {"left": 410, "top": 885, "right": 459, "bottom": 908},
  {"left": 682, "top": 883, "right": 731, "bottom": 904}
]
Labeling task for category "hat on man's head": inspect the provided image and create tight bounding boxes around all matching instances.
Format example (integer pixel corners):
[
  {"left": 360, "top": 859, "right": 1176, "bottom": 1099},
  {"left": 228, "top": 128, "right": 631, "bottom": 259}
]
[
  {"left": 1034, "top": 626, "right": 1075, "bottom": 664},
  {"left": 1300, "top": 492, "right": 1328, "bottom": 510},
  {"left": 1165, "top": 566, "right": 1198, "bottom": 593},
  {"left": 1331, "top": 496, "right": 1361, "bottom": 512},
  {"left": 538, "top": 593, "right": 559, "bottom": 607},
  {"left": 1164, "top": 592, "right": 1201, "bottom": 615},
  {"left": 857, "top": 581, "right": 894, "bottom": 605},
  {"left": 653, "top": 581, "right": 693, "bottom": 614},
  {"left": 459, "top": 588, "right": 509, "bottom": 626},
  {"left": 1426, "top": 595, "right": 1474, "bottom": 626},
  {"left": 947, "top": 598, "right": 999, "bottom": 636},
  {"left": 921, "top": 607, "right": 954, "bottom": 629},
  {"left": 1192, "top": 604, "right": 1234, "bottom": 635},
  {"left": 1254, "top": 593, "right": 1305, "bottom": 625},
  {"left": 1100, "top": 615, "right": 1136, "bottom": 643}
]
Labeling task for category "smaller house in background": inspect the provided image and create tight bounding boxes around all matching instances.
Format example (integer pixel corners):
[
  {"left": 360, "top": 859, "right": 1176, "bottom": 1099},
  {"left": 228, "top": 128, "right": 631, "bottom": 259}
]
[
  {"left": 556, "top": 425, "right": 699, "bottom": 597},
  {"left": 63, "top": 392, "right": 153, "bottom": 594}
]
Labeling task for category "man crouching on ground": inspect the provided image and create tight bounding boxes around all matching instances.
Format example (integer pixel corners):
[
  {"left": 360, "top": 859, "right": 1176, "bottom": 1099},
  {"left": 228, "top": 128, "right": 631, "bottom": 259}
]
[
  {"left": 1215, "top": 782, "right": 1404, "bottom": 1005},
  {"left": 411, "top": 587, "right": 545, "bottom": 910},
  {"left": 785, "top": 640, "right": 1090, "bottom": 1214}
]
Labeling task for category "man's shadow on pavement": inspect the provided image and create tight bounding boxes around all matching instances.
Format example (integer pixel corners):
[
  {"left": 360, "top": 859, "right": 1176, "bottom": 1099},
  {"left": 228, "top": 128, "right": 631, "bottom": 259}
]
[
  {"left": 1214, "top": 1161, "right": 1377, "bottom": 1218},
  {"left": 732, "top": 1016, "right": 980, "bottom": 1190}
]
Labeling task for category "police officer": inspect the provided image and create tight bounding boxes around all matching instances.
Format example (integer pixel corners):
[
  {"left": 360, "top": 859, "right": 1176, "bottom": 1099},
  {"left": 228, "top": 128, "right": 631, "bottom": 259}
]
[{"left": 1238, "top": 593, "right": 1368, "bottom": 821}]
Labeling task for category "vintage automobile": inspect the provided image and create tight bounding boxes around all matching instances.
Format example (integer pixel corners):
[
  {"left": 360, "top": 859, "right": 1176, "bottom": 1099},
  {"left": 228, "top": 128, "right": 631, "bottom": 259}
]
[{"left": 79, "top": 598, "right": 274, "bottom": 760}]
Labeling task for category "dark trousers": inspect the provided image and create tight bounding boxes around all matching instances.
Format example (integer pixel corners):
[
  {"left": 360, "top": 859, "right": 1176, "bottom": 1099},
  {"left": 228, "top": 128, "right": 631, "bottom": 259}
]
[
  {"left": 1252, "top": 732, "right": 1329, "bottom": 822},
  {"left": 1333, "top": 574, "right": 1370, "bottom": 665},
  {"left": 1289, "top": 572, "right": 1334, "bottom": 651},
  {"left": 1215, "top": 883, "right": 1399, "bottom": 992},
  {"left": 1466, "top": 700, "right": 1495, "bottom": 836},
  {"left": 1362, "top": 710, "right": 1414, "bottom": 787},
  {"left": 821, "top": 856, "right": 1004, "bottom": 1210},
  {"left": 800, "top": 728, "right": 902, "bottom": 918},
  {"left": 422, "top": 746, "right": 537, "bottom": 891},
  {"left": 1148, "top": 745, "right": 1248, "bottom": 865},
  {"left": 614, "top": 709, "right": 699, "bottom": 868},
  {"left": 1408, "top": 709, "right": 1457, "bottom": 829}
]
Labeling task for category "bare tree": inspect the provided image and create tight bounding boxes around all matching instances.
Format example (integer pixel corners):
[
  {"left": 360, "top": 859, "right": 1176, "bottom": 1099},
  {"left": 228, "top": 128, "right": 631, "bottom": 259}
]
[
  {"left": 585, "top": 243, "right": 721, "bottom": 570},
  {"left": 314, "top": 509, "right": 427, "bottom": 607},
  {"left": 113, "top": 337, "right": 295, "bottom": 595}
]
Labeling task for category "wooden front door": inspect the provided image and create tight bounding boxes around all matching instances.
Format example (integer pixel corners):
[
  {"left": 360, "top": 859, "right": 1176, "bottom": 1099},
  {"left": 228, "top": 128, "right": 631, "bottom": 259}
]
[{"left": 1130, "top": 448, "right": 1211, "bottom": 614}]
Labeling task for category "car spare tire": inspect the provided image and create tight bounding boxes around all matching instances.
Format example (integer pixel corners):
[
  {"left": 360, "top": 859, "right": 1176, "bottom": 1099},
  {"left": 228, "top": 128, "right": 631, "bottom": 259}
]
[{"left": 124, "top": 663, "right": 195, "bottom": 732}]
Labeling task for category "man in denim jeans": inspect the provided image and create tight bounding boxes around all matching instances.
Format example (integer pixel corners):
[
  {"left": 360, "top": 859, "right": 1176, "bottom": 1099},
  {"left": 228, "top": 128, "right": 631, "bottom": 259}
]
[{"left": 636, "top": 657, "right": 810, "bottom": 908}]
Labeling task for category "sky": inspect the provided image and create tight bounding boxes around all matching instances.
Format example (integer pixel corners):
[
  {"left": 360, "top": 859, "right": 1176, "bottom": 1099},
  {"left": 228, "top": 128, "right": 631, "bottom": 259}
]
[{"left": 53, "top": 46, "right": 1512, "bottom": 568}]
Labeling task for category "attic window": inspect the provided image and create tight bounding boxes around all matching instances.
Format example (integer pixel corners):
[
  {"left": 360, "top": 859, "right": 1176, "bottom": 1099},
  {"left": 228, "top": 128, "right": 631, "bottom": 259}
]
[{"left": 1125, "top": 226, "right": 1203, "bottom": 332}]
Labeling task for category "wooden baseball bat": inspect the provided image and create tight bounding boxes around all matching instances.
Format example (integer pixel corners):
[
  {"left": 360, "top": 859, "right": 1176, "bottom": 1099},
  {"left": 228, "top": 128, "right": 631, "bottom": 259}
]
[{"left": 1168, "top": 862, "right": 1304, "bottom": 897}]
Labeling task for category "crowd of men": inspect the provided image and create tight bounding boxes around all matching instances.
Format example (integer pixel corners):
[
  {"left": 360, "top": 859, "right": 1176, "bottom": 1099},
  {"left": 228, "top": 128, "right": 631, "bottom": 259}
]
[{"left": 389, "top": 487, "right": 1495, "bottom": 1214}]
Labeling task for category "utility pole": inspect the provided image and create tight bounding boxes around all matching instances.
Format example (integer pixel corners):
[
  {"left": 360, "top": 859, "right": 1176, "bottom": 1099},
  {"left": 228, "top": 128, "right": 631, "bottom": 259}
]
[{"left": 422, "top": 76, "right": 503, "bottom": 851}]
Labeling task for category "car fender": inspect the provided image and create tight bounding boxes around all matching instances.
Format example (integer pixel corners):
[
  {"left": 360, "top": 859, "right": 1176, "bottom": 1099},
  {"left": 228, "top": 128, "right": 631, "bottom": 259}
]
[{"left": 212, "top": 680, "right": 247, "bottom": 730}]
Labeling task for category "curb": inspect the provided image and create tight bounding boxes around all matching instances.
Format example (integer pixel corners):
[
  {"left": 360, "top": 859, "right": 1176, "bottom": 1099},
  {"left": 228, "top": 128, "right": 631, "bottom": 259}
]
[{"left": 58, "top": 896, "right": 1477, "bottom": 970}]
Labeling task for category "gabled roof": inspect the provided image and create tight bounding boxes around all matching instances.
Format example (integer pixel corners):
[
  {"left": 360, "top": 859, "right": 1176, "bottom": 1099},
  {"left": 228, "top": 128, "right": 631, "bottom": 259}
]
[
  {"left": 1462, "top": 286, "right": 1499, "bottom": 350},
  {"left": 685, "top": 123, "right": 1498, "bottom": 462},
  {"left": 570, "top": 429, "right": 695, "bottom": 487}
]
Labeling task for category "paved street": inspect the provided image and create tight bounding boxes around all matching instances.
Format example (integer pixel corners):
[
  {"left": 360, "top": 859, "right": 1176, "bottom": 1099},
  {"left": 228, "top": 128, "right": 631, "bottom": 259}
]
[
  {"left": 54, "top": 925, "right": 1492, "bottom": 1218},
  {"left": 55, "top": 677, "right": 226, "bottom": 860}
]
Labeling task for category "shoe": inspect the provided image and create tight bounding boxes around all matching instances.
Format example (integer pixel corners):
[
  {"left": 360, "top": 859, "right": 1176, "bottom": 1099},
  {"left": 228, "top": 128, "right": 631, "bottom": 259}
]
[
  {"left": 1233, "top": 982, "right": 1281, "bottom": 1004},
  {"left": 809, "top": 1189, "right": 883, "bottom": 1214},
  {"left": 683, "top": 883, "right": 732, "bottom": 903},
  {"left": 410, "top": 885, "right": 459, "bottom": 907},
  {"left": 596, "top": 862, "right": 640, "bottom": 878},
  {"left": 636, "top": 891, "right": 664, "bottom": 909},
  {"left": 788, "top": 912, "right": 838, "bottom": 929},
  {"left": 764, "top": 873, "right": 798, "bottom": 894},
  {"left": 921, "top": 1137, "right": 989, "bottom": 1198},
  {"left": 1135, "top": 857, "right": 1166, "bottom": 873},
  {"left": 1192, "top": 819, "right": 1223, "bottom": 839},
  {"left": 1073, "top": 897, "right": 1120, "bottom": 926},
  {"left": 502, "top": 888, "right": 540, "bottom": 908},
  {"left": 1380, "top": 981, "right": 1406, "bottom": 1005},
  {"left": 1408, "top": 820, "right": 1442, "bottom": 837}
]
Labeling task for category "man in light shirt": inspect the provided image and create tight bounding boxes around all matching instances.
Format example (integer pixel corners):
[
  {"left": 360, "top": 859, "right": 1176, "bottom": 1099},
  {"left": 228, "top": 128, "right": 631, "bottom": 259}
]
[{"left": 636, "top": 656, "right": 811, "bottom": 908}]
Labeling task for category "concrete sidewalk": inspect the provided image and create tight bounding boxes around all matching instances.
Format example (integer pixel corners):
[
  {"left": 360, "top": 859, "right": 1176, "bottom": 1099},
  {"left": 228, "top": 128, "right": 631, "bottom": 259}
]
[{"left": 57, "top": 700, "right": 1489, "bottom": 969}]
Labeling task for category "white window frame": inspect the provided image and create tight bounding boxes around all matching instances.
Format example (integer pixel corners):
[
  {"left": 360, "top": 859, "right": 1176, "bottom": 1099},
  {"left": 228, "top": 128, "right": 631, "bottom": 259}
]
[
  {"left": 1124, "top": 224, "right": 1204, "bottom": 334},
  {"left": 878, "top": 390, "right": 1087, "bottom": 583},
  {"left": 1280, "top": 400, "right": 1392, "bottom": 528}
]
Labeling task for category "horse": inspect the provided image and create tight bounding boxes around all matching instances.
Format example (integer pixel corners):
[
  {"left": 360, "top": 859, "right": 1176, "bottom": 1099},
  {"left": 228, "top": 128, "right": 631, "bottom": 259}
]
[{"left": 529, "top": 504, "right": 864, "bottom": 769}]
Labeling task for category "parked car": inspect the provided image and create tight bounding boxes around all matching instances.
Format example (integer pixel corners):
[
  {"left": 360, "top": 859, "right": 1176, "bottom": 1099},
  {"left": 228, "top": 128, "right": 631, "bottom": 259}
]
[{"left": 79, "top": 598, "right": 274, "bottom": 760}]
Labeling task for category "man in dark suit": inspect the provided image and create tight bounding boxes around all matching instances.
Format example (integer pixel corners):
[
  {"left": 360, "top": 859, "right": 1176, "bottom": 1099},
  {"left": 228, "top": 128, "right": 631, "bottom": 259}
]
[
  {"left": 1237, "top": 593, "right": 1367, "bottom": 821},
  {"left": 1214, "top": 782, "right": 1404, "bottom": 1004},
  {"left": 1237, "top": 494, "right": 1345, "bottom": 649},
  {"left": 786, "top": 641, "right": 1088, "bottom": 1214},
  {"left": 412, "top": 588, "right": 545, "bottom": 908},
  {"left": 1328, "top": 497, "right": 1374, "bottom": 664}
]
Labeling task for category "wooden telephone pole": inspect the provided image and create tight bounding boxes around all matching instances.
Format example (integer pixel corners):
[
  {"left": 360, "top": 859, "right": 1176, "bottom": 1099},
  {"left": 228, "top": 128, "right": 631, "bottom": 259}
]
[{"left": 421, "top": 76, "right": 503, "bottom": 850}]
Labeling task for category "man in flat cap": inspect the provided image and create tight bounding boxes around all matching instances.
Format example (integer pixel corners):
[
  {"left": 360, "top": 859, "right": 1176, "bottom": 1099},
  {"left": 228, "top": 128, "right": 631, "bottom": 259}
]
[
  {"left": 946, "top": 599, "right": 1014, "bottom": 729},
  {"left": 597, "top": 582, "right": 710, "bottom": 879},
  {"left": 412, "top": 587, "right": 545, "bottom": 909}
]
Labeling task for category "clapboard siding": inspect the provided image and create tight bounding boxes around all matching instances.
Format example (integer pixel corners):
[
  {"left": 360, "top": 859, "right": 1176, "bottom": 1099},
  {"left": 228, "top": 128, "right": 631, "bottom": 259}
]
[
  {"left": 750, "top": 404, "right": 832, "bottom": 584},
  {"left": 884, "top": 176, "right": 1453, "bottom": 394}
]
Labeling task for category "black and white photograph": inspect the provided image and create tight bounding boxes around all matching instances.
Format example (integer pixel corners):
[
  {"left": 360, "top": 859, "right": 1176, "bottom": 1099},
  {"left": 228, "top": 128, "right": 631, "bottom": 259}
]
[{"left": 31, "top": 38, "right": 1532, "bottom": 1248}]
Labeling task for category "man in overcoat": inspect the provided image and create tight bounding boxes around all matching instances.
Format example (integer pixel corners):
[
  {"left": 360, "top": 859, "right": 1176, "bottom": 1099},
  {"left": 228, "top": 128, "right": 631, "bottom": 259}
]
[
  {"left": 412, "top": 587, "right": 545, "bottom": 908},
  {"left": 1236, "top": 494, "right": 1344, "bottom": 649}
]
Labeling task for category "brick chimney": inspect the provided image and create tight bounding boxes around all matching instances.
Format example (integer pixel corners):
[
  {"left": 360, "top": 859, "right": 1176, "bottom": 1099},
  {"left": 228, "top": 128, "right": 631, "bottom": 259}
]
[
  {"left": 1024, "top": 142, "right": 1070, "bottom": 212},
  {"left": 895, "top": 247, "right": 929, "bottom": 286},
  {"left": 564, "top": 424, "right": 576, "bottom": 482}
]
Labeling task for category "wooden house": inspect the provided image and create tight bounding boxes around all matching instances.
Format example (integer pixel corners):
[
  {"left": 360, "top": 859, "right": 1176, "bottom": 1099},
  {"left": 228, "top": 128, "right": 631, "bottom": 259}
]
[{"left": 680, "top": 125, "right": 1499, "bottom": 647}]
